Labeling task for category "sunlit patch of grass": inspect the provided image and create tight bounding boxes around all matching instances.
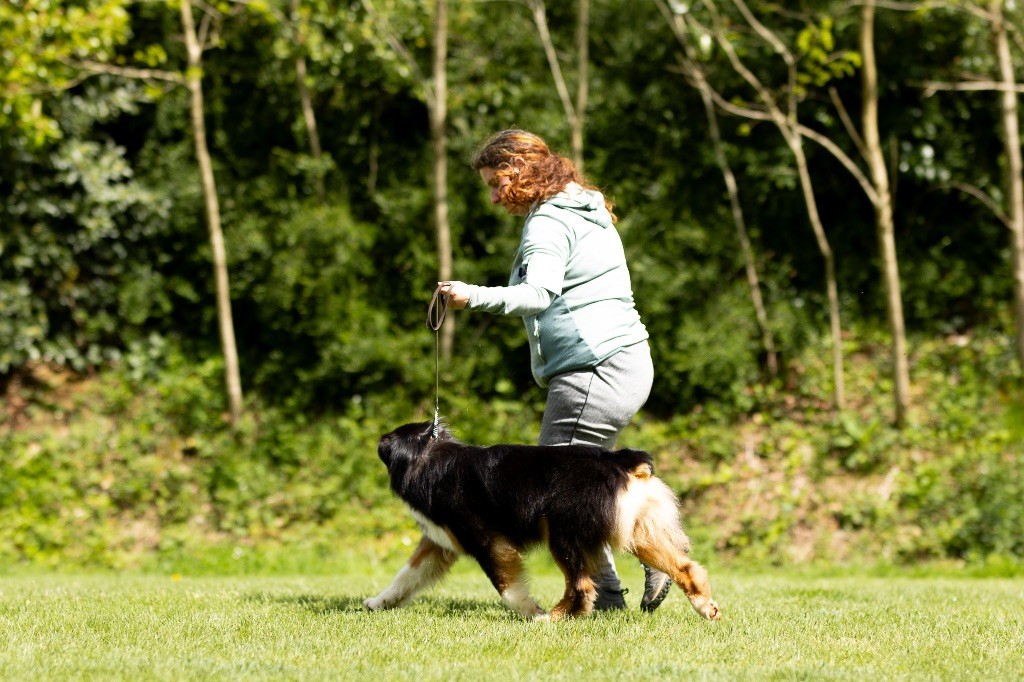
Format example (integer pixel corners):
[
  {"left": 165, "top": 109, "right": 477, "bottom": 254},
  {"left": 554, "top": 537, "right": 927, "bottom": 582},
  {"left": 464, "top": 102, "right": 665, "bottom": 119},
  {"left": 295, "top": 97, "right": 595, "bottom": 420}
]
[{"left": 1, "top": 562, "right": 1021, "bottom": 680}]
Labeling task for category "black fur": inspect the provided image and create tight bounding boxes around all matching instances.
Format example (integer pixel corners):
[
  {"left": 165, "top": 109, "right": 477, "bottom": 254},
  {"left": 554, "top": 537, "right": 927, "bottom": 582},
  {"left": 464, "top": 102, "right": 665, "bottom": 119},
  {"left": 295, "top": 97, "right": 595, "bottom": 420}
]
[{"left": 378, "top": 421, "right": 651, "bottom": 558}]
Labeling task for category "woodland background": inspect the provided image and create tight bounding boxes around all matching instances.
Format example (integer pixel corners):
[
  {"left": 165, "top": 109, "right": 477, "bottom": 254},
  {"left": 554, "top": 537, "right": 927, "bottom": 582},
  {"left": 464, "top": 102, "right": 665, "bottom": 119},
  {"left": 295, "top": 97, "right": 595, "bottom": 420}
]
[{"left": 1, "top": 0, "right": 1023, "bottom": 572}]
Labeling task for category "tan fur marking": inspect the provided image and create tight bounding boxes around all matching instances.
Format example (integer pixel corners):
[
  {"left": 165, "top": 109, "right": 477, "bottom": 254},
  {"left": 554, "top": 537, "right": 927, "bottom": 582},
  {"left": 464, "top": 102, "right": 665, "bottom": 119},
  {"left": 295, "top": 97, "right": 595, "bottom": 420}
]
[
  {"left": 631, "top": 515, "right": 720, "bottom": 620},
  {"left": 617, "top": 473, "right": 722, "bottom": 620},
  {"left": 364, "top": 536, "right": 458, "bottom": 611},
  {"left": 408, "top": 537, "right": 443, "bottom": 569},
  {"left": 631, "top": 463, "right": 652, "bottom": 479},
  {"left": 550, "top": 574, "right": 596, "bottom": 621},
  {"left": 547, "top": 551, "right": 598, "bottom": 621},
  {"left": 490, "top": 537, "right": 521, "bottom": 591},
  {"left": 445, "top": 529, "right": 464, "bottom": 554},
  {"left": 490, "top": 537, "right": 547, "bottom": 618}
]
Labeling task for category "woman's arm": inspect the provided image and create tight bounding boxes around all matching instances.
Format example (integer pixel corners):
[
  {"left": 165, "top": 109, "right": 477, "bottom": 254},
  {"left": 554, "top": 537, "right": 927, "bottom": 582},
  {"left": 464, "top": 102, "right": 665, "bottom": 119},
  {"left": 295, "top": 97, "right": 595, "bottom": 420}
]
[{"left": 441, "top": 281, "right": 554, "bottom": 316}]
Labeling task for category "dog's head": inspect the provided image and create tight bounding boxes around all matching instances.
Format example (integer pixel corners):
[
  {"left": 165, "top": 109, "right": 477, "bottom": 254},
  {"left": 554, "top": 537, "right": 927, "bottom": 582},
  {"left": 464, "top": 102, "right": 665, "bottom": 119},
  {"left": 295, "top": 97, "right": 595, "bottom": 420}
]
[
  {"left": 377, "top": 421, "right": 454, "bottom": 502},
  {"left": 377, "top": 421, "right": 456, "bottom": 469}
]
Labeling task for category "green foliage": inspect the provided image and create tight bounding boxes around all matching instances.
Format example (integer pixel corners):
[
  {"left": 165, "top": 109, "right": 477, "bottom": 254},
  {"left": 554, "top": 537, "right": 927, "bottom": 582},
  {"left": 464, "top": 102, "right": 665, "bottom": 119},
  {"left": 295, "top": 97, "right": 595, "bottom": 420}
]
[
  {"left": 897, "top": 443, "right": 1024, "bottom": 561},
  {"left": 2, "top": 0, "right": 1024, "bottom": 575},
  {"left": 0, "top": 80, "right": 170, "bottom": 373},
  {"left": 230, "top": 200, "right": 435, "bottom": 409},
  {"left": 0, "top": 348, "right": 401, "bottom": 568},
  {"left": 654, "top": 283, "right": 765, "bottom": 410},
  {"left": 2, "top": 325, "right": 1021, "bottom": 570},
  {"left": 828, "top": 411, "right": 896, "bottom": 473},
  {"left": 795, "top": 17, "right": 861, "bottom": 89},
  {"left": 0, "top": 0, "right": 131, "bottom": 145},
  {"left": 3, "top": 0, "right": 1020, "bottom": 415}
]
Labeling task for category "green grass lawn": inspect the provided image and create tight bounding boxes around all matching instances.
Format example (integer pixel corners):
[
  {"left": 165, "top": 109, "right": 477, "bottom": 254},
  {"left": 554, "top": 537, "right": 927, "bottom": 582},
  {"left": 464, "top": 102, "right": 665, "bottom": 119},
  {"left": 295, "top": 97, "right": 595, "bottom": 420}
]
[{"left": 1, "top": 558, "right": 1022, "bottom": 681}]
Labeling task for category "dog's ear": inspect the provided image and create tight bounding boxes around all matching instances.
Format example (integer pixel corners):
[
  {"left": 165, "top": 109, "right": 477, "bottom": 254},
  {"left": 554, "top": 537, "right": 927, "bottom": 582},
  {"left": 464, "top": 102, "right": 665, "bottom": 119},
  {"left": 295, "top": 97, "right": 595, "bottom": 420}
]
[
  {"left": 378, "top": 422, "right": 434, "bottom": 468},
  {"left": 377, "top": 435, "right": 394, "bottom": 467}
]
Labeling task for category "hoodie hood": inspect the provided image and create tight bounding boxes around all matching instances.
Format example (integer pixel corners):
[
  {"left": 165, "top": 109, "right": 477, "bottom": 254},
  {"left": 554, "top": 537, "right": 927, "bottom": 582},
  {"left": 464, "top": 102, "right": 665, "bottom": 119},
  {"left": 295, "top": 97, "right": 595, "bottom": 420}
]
[{"left": 541, "top": 182, "right": 613, "bottom": 228}]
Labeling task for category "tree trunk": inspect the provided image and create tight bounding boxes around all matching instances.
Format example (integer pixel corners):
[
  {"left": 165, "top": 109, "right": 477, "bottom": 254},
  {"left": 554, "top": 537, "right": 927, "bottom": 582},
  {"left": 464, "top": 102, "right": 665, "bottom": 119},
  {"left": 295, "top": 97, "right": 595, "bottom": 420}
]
[
  {"left": 430, "top": 0, "right": 453, "bottom": 360},
  {"left": 696, "top": 0, "right": 845, "bottom": 409},
  {"left": 993, "top": 0, "right": 1024, "bottom": 371},
  {"left": 180, "top": 0, "right": 244, "bottom": 428},
  {"left": 530, "top": 0, "right": 582, "bottom": 166},
  {"left": 572, "top": 0, "right": 589, "bottom": 170},
  {"left": 700, "top": 82, "right": 778, "bottom": 378},
  {"left": 291, "top": 0, "right": 325, "bottom": 199},
  {"left": 790, "top": 132, "right": 846, "bottom": 409},
  {"left": 861, "top": 0, "right": 910, "bottom": 427}
]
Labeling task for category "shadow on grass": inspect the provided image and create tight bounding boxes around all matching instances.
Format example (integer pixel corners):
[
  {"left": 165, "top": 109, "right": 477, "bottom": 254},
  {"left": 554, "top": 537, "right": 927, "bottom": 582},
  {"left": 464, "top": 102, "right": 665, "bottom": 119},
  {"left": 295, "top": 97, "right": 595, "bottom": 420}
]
[
  {"left": 247, "top": 593, "right": 366, "bottom": 614},
  {"left": 413, "top": 595, "right": 512, "bottom": 619},
  {"left": 245, "top": 592, "right": 513, "bottom": 620}
]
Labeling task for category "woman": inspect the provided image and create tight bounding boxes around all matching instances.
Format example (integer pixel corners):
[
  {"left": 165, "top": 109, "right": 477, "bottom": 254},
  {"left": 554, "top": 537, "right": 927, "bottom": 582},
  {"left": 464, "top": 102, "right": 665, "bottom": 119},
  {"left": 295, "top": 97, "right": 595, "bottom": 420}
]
[{"left": 440, "top": 129, "right": 671, "bottom": 612}]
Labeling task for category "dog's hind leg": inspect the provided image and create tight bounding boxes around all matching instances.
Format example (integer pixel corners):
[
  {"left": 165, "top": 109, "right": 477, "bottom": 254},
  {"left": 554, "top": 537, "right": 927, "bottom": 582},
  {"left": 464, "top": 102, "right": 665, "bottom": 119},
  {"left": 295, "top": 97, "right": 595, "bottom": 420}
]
[
  {"left": 364, "top": 536, "right": 457, "bottom": 611},
  {"left": 627, "top": 478, "right": 722, "bottom": 621},
  {"left": 473, "top": 536, "right": 548, "bottom": 621},
  {"left": 634, "top": 543, "right": 720, "bottom": 621},
  {"left": 547, "top": 539, "right": 599, "bottom": 621}
]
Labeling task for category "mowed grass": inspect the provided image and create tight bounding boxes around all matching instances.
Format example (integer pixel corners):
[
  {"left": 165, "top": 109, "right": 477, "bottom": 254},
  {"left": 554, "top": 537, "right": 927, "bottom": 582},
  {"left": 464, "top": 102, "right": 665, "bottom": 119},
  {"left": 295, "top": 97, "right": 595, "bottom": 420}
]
[{"left": 1, "top": 558, "right": 1022, "bottom": 681}]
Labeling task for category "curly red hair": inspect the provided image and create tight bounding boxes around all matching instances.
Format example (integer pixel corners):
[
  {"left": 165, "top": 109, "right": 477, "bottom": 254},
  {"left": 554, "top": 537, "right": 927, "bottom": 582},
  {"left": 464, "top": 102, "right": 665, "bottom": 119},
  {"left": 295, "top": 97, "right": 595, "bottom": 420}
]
[{"left": 471, "top": 129, "right": 617, "bottom": 222}]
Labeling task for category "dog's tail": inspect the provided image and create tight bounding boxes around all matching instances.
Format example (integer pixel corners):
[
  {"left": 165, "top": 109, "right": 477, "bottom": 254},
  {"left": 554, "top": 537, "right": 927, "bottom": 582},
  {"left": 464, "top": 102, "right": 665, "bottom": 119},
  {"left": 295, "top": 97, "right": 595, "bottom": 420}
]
[{"left": 612, "top": 464, "right": 690, "bottom": 556}]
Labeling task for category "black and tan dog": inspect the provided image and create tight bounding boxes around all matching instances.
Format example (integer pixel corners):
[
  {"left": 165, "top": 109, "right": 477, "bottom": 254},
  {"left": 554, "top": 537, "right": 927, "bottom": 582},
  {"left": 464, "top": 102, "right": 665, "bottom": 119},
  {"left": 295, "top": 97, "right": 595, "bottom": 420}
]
[{"left": 364, "top": 422, "right": 721, "bottom": 621}]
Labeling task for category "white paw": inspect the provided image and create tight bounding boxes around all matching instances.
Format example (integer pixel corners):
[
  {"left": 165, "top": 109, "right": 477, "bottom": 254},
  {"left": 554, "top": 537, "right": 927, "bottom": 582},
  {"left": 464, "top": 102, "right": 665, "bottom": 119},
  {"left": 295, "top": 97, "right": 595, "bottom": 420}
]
[
  {"left": 363, "top": 596, "right": 386, "bottom": 611},
  {"left": 699, "top": 599, "right": 722, "bottom": 621},
  {"left": 532, "top": 613, "right": 551, "bottom": 622}
]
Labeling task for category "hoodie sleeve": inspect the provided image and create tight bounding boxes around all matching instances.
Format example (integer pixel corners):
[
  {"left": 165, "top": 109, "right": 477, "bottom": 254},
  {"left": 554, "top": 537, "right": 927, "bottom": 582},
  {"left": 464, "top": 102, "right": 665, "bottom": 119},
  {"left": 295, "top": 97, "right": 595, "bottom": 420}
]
[
  {"left": 465, "top": 282, "right": 554, "bottom": 316},
  {"left": 519, "top": 211, "right": 572, "bottom": 295}
]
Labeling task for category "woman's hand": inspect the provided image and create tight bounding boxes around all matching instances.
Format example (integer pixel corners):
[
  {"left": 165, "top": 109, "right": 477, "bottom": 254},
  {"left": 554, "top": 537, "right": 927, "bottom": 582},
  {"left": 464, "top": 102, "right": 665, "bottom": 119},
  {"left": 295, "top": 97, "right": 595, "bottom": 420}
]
[{"left": 438, "top": 281, "right": 470, "bottom": 310}]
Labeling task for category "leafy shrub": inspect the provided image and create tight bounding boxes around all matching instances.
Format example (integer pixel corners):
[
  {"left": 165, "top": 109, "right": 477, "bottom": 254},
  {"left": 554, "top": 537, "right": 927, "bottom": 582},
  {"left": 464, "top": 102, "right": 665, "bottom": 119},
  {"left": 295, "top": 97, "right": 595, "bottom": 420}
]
[
  {"left": 0, "top": 82, "right": 171, "bottom": 375},
  {"left": 229, "top": 200, "right": 437, "bottom": 412},
  {"left": 896, "top": 442, "right": 1023, "bottom": 561},
  {"left": 1, "top": 322, "right": 1022, "bottom": 571}
]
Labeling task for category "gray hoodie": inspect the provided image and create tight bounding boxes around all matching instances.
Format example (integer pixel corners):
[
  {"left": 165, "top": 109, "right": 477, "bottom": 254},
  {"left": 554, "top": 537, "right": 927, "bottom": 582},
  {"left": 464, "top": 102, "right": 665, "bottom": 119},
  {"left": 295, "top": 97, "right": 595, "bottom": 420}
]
[{"left": 467, "top": 183, "right": 648, "bottom": 386}]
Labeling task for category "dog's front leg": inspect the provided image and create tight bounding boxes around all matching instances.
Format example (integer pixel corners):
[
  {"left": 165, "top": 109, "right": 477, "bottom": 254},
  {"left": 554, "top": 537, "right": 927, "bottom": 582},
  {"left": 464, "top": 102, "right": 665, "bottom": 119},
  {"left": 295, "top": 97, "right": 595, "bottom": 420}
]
[
  {"left": 364, "top": 536, "right": 458, "bottom": 611},
  {"left": 476, "top": 537, "right": 549, "bottom": 622}
]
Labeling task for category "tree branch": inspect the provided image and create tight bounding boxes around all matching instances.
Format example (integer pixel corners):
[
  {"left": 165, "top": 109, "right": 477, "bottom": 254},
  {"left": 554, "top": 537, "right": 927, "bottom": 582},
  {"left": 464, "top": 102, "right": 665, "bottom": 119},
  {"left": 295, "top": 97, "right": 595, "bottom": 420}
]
[
  {"left": 829, "top": 85, "right": 870, "bottom": 165},
  {"left": 64, "top": 59, "right": 185, "bottom": 85},
  {"left": 944, "top": 181, "right": 1012, "bottom": 228},
  {"left": 849, "top": 0, "right": 993, "bottom": 21},
  {"left": 361, "top": 0, "right": 432, "bottom": 103},
  {"left": 697, "top": 1, "right": 787, "bottom": 130},
  {"left": 527, "top": 0, "right": 576, "bottom": 124},
  {"left": 702, "top": 84, "right": 772, "bottom": 122},
  {"left": 701, "top": 87, "right": 879, "bottom": 204},
  {"left": 796, "top": 124, "right": 880, "bottom": 205},
  {"left": 918, "top": 79, "right": 1024, "bottom": 95},
  {"left": 731, "top": 0, "right": 797, "bottom": 118}
]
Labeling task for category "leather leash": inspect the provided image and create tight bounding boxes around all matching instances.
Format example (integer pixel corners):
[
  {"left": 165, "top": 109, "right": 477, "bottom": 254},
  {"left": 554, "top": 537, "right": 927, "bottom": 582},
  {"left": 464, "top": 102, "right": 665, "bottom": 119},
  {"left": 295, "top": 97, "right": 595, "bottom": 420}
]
[{"left": 425, "top": 283, "right": 452, "bottom": 438}]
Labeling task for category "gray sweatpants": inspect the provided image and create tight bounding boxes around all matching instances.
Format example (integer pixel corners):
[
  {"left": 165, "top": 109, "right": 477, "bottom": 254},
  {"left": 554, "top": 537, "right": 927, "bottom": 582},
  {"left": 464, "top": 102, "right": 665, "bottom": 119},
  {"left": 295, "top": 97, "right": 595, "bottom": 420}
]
[
  {"left": 537, "top": 340, "right": 654, "bottom": 602},
  {"left": 538, "top": 340, "right": 653, "bottom": 449}
]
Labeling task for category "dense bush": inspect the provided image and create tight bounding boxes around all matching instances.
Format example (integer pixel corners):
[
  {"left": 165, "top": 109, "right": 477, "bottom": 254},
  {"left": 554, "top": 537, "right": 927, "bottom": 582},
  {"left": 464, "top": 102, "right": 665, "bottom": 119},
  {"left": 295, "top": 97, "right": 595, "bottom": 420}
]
[
  {"left": 1, "top": 326, "right": 1020, "bottom": 571},
  {"left": 0, "top": 82, "right": 172, "bottom": 374}
]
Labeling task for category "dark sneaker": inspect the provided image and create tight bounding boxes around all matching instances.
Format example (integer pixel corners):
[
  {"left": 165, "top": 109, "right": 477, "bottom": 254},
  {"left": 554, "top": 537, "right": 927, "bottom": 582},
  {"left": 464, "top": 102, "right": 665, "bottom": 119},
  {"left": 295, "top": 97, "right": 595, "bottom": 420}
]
[
  {"left": 592, "top": 545, "right": 627, "bottom": 610},
  {"left": 640, "top": 564, "right": 672, "bottom": 613},
  {"left": 593, "top": 585, "right": 628, "bottom": 611}
]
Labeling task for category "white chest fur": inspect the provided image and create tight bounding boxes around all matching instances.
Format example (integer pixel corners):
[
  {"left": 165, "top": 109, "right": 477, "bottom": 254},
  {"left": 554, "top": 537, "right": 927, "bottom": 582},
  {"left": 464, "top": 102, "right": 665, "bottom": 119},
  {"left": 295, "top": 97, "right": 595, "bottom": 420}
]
[{"left": 409, "top": 508, "right": 461, "bottom": 554}]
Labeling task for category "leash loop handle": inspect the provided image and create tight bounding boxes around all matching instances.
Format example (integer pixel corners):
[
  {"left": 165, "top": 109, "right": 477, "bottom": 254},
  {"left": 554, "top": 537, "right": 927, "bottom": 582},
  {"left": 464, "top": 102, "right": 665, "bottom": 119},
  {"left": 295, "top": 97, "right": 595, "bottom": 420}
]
[
  {"left": 426, "top": 284, "right": 453, "bottom": 438},
  {"left": 426, "top": 283, "right": 451, "bottom": 331}
]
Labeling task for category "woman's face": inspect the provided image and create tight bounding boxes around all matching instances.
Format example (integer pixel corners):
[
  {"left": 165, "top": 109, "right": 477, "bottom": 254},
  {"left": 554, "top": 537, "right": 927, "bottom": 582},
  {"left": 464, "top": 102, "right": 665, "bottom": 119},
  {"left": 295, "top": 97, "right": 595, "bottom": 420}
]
[{"left": 479, "top": 166, "right": 527, "bottom": 216}]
